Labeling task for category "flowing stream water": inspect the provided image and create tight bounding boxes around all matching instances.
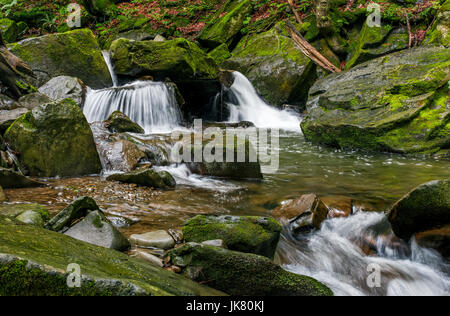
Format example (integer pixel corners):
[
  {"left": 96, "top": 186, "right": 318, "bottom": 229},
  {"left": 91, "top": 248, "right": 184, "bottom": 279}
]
[{"left": 7, "top": 58, "right": 450, "bottom": 296}]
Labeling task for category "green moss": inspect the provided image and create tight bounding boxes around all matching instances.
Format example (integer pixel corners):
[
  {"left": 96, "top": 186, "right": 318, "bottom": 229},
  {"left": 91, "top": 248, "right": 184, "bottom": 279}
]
[
  {"left": 208, "top": 43, "right": 232, "bottom": 65},
  {"left": 0, "top": 18, "right": 18, "bottom": 43}
]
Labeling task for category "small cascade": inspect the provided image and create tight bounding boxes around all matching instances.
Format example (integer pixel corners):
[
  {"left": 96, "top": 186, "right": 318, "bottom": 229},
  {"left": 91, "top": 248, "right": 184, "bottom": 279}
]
[
  {"left": 83, "top": 81, "right": 182, "bottom": 134},
  {"left": 102, "top": 51, "right": 119, "bottom": 87},
  {"left": 277, "top": 212, "right": 450, "bottom": 296},
  {"left": 225, "top": 72, "right": 301, "bottom": 131}
]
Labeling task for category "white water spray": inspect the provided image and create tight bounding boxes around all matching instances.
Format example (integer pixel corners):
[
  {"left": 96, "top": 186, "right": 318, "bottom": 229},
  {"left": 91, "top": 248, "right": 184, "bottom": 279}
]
[
  {"left": 278, "top": 212, "right": 450, "bottom": 296},
  {"left": 102, "top": 51, "right": 119, "bottom": 87},
  {"left": 227, "top": 72, "right": 301, "bottom": 132}
]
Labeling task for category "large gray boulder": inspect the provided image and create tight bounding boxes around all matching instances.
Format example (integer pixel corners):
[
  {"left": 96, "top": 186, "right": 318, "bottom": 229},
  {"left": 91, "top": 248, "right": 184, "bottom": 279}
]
[
  {"left": 65, "top": 210, "right": 130, "bottom": 251},
  {"left": 301, "top": 46, "right": 450, "bottom": 155},
  {"left": 4, "top": 99, "right": 102, "bottom": 177},
  {"left": 38, "top": 76, "right": 87, "bottom": 108},
  {"left": 8, "top": 29, "right": 112, "bottom": 89}
]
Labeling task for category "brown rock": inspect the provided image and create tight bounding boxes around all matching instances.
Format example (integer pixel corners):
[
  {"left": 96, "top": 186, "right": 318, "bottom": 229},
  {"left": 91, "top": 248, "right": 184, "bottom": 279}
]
[
  {"left": 273, "top": 193, "right": 317, "bottom": 220},
  {"left": 0, "top": 186, "right": 6, "bottom": 202},
  {"left": 322, "top": 195, "right": 352, "bottom": 218},
  {"left": 415, "top": 225, "right": 450, "bottom": 259}
]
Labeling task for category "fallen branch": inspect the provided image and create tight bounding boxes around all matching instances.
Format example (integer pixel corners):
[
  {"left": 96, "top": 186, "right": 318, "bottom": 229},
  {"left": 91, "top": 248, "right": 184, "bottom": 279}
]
[
  {"left": 286, "top": 21, "right": 340, "bottom": 73},
  {"left": 405, "top": 13, "right": 412, "bottom": 48},
  {"left": 288, "top": 0, "right": 303, "bottom": 24}
]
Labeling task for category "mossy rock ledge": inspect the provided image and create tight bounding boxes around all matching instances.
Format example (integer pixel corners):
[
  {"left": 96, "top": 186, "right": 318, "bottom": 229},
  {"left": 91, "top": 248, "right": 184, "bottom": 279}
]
[
  {"left": 0, "top": 216, "right": 224, "bottom": 296},
  {"left": 167, "top": 242, "right": 333, "bottom": 296},
  {"left": 183, "top": 215, "right": 282, "bottom": 259},
  {"left": 4, "top": 99, "right": 102, "bottom": 177},
  {"left": 301, "top": 46, "right": 450, "bottom": 156},
  {"left": 8, "top": 28, "right": 113, "bottom": 89}
]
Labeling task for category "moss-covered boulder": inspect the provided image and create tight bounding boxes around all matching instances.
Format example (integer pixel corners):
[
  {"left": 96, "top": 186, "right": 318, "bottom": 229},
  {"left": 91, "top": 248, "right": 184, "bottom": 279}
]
[
  {"left": 167, "top": 243, "right": 333, "bottom": 296},
  {"left": 197, "top": 0, "right": 253, "bottom": 49},
  {"left": 4, "top": 99, "right": 102, "bottom": 177},
  {"left": 110, "top": 37, "right": 218, "bottom": 80},
  {"left": 0, "top": 203, "right": 50, "bottom": 222},
  {"left": 106, "top": 168, "right": 173, "bottom": 189},
  {"left": 64, "top": 210, "right": 130, "bottom": 251},
  {"left": 45, "top": 196, "right": 100, "bottom": 232},
  {"left": 424, "top": 0, "right": 449, "bottom": 47},
  {"left": 346, "top": 22, "right": 409, "bottom": 70},
  {"left": 0, "top": 168, "right": 43, "bottom": 189},
  {"left": 183, "top": 215, "right": 281, "bottom": 259},
  {"left": 8, "top": 29, "right": 112, "bottom": 89},
  {"left": 222, "top": 26, "right": 316, "bottom": 106},
  {"left": 301, "top": 46, "right": 450, "bottom": 155},
  {"left": 388, "top": 180, "right": 450, "bottom": 241},
  {"left": 105, "top": 111, "right": 144, "bottom": 134},
  {"left": 0, "top": 18, "right": 18, "bottom": 43},
  {"left": 208, "top": 43, "right": 232, "bottom": 65},
  {"left": 0, "top": 216, "right": 225, "bottom": 296}
]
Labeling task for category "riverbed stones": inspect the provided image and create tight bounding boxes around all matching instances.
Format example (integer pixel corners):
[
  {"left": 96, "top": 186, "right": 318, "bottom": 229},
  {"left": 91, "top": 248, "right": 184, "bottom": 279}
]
[
  {"left": 130, "top": 230, "right": 175, "bottom": 250},
  {"left": 388, "top": 180, "right": 450, "bottom": 241},
  {"left": 0, "top": 168, "right": 43, "bottom": 189},
  {"left": 8, "top": 28, "right": 113, "bottom": 89},
  {"left": 167, "top": 242, "right": 333, "bottom": 296},
  {"left": 45, "top": 196, "right": 100, "bottom": 232},
  {"left": 106, "top": 168, "right": 174, "bottom": 189},
  {"left": 105, "top": 111, "right": 144, "bottom": 134},
  {"left": 301, "top": 46, "right": 450, "bottom": 155},
  {"left": 4, "top": 98, "right": 102, "bottom": 177},
  {"left": 0, "top": 203, "right": 50, "bottom": 222},
  {"left": 38, "top": 76, "right": 87, "bottom": 108},
  {"left": 64, "top": 210, "right": 130, "bottom": 251},
  {"left": 0, "top": 215, "right": 225, "bottom": 296},
  {"left": 183, "top": 215, "right": 281, "bottom": 259},
  {"left": 134, "top": 250, "right": 164, "bottom": 268}
]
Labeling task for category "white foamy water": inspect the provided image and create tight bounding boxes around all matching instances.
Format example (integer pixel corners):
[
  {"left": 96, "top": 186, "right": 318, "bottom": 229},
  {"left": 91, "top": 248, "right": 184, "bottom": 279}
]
[
  {"left": 277, "top": 212, "right": 450, "bottom": 296},
  {"left": 83, "top": 81, "right": 183, "bottom": 134},
  {"left": 102, "top": 51, "right": 119, "bottom": 87},
  {"left": 227, "top": 72, "right": 301, "bottom": 132}
]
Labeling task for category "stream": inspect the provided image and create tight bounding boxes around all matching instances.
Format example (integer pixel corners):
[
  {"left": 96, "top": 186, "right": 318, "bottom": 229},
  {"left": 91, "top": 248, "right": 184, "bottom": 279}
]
[{"left": 5, "top": 61, "right": 450, "bottom": 296}]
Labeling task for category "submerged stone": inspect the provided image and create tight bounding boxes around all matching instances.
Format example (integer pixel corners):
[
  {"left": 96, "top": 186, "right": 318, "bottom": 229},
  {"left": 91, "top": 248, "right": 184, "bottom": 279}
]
[
  {"left": 4, "top": 99, "right": 102, "bottom": 177},
  {"left": 388, "top": 180, "right": 450, "bottom": 241},
  {"left": 64, "top": 210, "right": 130, "bottom": 251},
  {"left": 0, "top": 216, "right": 225, "bottom": 296},
  {"left": 106, "top": 168, "right": 172, "bottom": 189},
  {"left": 183, "top": 215, "right": 281, "bottom": 259},
  {"left": 167, "top": 243, "right": 333, "bottom": 296}
]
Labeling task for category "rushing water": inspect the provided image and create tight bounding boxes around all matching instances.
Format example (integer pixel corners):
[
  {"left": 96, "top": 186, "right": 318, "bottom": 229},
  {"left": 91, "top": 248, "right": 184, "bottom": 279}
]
[
  {"left": 227, "top": 72, "right": 301, "bottom": 131},
  {"left": 7, "top": 63, "right": 450, "bottom": 295},
  {"left": 83, "top": 81, "right": 182, "bottom": 133},
  {"left": 102, "top": 51, "right": 119, "bottom": 87}
]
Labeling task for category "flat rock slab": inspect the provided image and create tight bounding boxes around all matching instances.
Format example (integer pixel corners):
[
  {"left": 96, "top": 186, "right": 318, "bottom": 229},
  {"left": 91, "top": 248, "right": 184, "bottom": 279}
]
[{"left": 130, "top": 230, "right": 175, "bottom": 250}]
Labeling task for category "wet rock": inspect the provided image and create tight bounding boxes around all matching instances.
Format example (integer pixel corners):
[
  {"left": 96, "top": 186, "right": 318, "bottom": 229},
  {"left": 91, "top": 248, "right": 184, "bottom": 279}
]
[
  {"left": 64, "top": 210, "right": 130, "bottom": 251},
  {"left": 17, "top": 93, "right": 51, "bottom": 110},
  {"left": 167, "top": 243, "right": 333, "bottom": 296},
  {"left": 4, "top": 99, "right": 102, "bottom": 177},
  {"left": 0, "top": 186, "right": 5, "bottom": 202},
  {"left": 130, "top": 230, "right": 175, "bottom": 250},
  {"left": 15, "top": 210, "right": 45, "bottom": 227},
  {"left": 222, "top": 24, "right": 315, "bottom": 107},
  {"left": 201, "top": 239, "right": 226, "bottom": 248},
  {"left": 0, "top": 108, "right": 28, "bottom": 134},
  {"left": 273, "top": 193, "right": 317, "bottom": 220},
  {"left": 8, "top": 29, "right": 112, "bottom": 89},
  {"left": 106, "top": 168, "right": 170, "bottom": 189},
  {"left": 110, "top": 37, "right": 218, "bottom": 81},
  {"left": 0, "top": 216, "right": 225, "bottom": 296},
  {"left": 0, "top": 203, "right": 50, "bottom": 222},
  {"left": 197, "top": 0, "right": 253, "bottom": 49},
  {"left": 135, "top": 250, "right": 164, "bottom": 268},
  {"left": 183, "top": 215, "right": 281, "bottom": 259},
  {"left": 0, "top": 167, "right": 43, "bottom": 189},
  {"left": 415, "top": 225, "right": 450, "bottom": 259},
  {"left": 38, "top": 76, "right": 87, "bottom": 108},
  {"left": 45, "top": 196, "right": 100, "bottom": 232},
  {"left": 322, "top": 195, "right": 352, "bottom": 218},
  {"left": 105, "top": 111, "right": 144, "bottom": 134},
  {"left": 301, "top": 46, "right": 450, "bottom": 155},
  {"left": 158, "top": 171, "right": 176, "bottom": 188},
  {"left": 388, "top": 180, "right": 450, "bottom": 241}
]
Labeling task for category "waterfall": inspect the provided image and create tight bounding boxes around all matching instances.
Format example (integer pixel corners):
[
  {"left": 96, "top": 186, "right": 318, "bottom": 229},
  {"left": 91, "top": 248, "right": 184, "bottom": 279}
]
[
  {"left": 102, "top": 51, "right": 119, "bottom": 87},
  {"left": 277, "top": 212, "right": 450, "bottom": 296},
  {"left": 226, "top": 72, "right": 301, "bottom": 131},
  {"left": 83, "top": 81, "right": 182, "bottom": 134}
]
